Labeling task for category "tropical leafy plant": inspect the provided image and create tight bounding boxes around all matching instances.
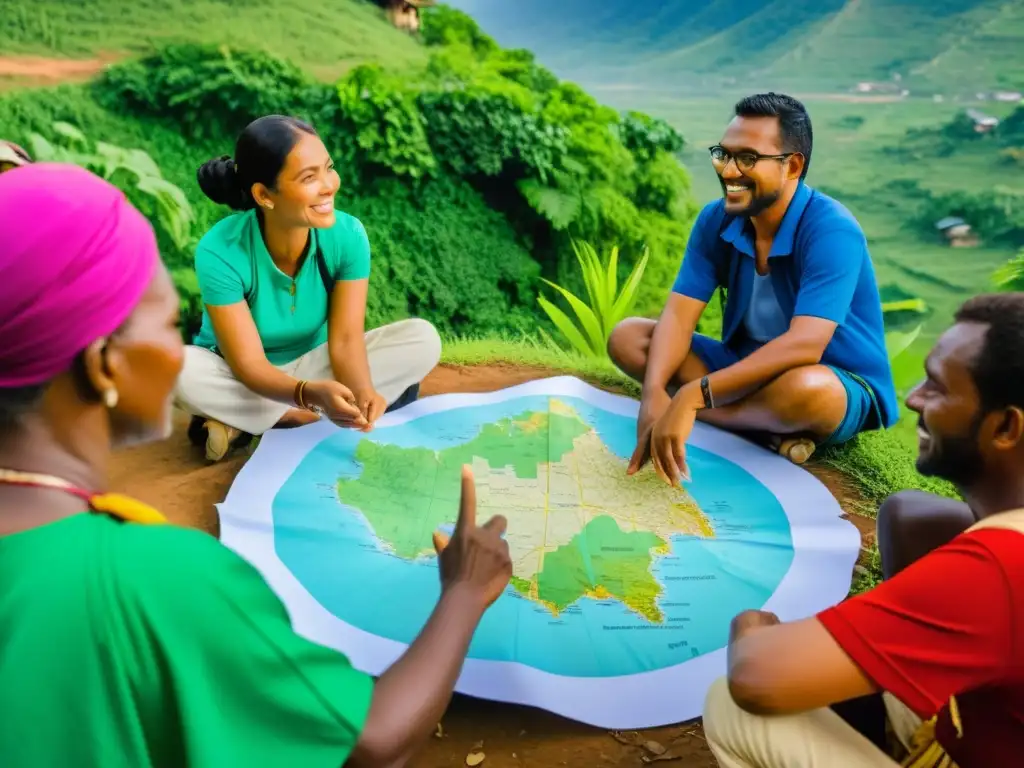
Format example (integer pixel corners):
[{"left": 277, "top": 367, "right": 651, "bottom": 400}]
[
  {"left": 538, "top": 240, "right": 649, "bottom": 357},
  {"left": 26, "top": 121, "right": 195, "bottom": 253},
  {"left": 25, "top": 121, "right": 199, "bottom": 324},
  {"left": 993, "top": 248, "right": 1024, "bottom": 291}
]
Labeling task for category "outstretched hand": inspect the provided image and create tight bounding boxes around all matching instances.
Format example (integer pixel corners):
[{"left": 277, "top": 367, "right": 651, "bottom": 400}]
[
  {"left": 649, "top": 402, "right": 694, "bottom": 487},
  {"left": 627, "top": 389, "right": 671, "bottom": 475},
  {"left": 432, "top": 466, "right": 512, "bottom": 609}
]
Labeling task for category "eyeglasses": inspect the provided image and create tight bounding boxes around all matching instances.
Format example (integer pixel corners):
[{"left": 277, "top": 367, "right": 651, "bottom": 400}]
[{"left": 708, "top": 145, "right": 794, "bottom": 172}]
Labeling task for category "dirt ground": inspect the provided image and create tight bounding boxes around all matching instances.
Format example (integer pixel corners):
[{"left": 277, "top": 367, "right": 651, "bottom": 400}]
[
  {"left": 109, "top": 363, "right": 876, "bottom": 768},
  {"left": 0, "top": 54, "right": 118, "bottom": 90}
]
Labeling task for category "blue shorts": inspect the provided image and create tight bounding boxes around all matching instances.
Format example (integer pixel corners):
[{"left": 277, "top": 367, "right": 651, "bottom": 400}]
[{"left": 689, "top": 333, "right": 881, "bottom": 447}]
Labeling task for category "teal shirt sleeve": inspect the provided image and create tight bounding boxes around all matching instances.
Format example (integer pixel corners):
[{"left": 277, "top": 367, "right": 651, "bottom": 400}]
[
  {"left": 793, "top": 225, "right": 865, "bottom": 325},
  {"left": 116, "top": 526, "right": 373, "bottom": 766},
  {"left": 323, "top": 213, "right": 372, "bottom": 282},
  {"left": 195, "top": 243, "right": 246, "bottom": 306}
]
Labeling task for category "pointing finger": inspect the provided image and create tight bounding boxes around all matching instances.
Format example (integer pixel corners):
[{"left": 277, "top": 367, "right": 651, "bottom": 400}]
[{"left": 455, "top": 464, "right": 476, "bottom": 536}]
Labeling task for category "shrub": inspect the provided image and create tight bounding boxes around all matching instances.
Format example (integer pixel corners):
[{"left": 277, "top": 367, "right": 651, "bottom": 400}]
[
  {"left": 31, "top": 17, "right": 701, "bottom": 342},
  {"left": 341, "top": 176, "right": 543, "bottom": 336},
  {"left": 93, "top": 44, "right": 336, "bottom": 141}
]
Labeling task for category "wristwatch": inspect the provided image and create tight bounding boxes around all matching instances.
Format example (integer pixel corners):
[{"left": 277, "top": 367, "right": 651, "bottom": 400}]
[{"left": 700, "top": 375, "right": 715, "bottom": 409}]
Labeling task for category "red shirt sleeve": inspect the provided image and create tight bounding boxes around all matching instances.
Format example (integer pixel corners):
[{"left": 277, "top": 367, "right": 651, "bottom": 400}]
[{"left": 817, "top": 529, "right": 1015, "bottom": 718}]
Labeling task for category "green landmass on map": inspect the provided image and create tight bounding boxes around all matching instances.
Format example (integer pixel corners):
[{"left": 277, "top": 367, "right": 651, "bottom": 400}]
[{"left": 336, "top": 399, "right": 715, "bottom": 623}]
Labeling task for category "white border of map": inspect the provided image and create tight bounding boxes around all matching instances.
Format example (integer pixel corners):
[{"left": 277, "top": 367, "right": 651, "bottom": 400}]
[{"left": 218, "top": 375, "right": 860, "bottom": 729}]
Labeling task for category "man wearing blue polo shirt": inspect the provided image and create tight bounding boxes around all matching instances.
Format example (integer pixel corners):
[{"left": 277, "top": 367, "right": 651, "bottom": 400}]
[{"left": 608, "top": 92, "right": 897, "bottom": 484}]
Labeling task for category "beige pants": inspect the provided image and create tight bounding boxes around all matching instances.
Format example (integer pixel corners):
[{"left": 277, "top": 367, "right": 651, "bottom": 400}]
[
  {"left": 703, "top": 677, "right": 923, "bottom": 768},
  {"left": 174, "top": 318, "right": 442, "bottom": 435}
]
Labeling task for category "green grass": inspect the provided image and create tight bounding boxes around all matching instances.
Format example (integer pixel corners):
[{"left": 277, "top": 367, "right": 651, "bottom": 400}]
[
  {"left": 441, "top": 333, "right": 641, "bottom": 395},
  {"left": 0, "top": 0, "right": 427, "bottom": 79}
]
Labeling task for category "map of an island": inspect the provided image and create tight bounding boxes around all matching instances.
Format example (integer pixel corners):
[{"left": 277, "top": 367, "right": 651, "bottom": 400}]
[{"left": 336, "top": 398, "right": 715, "bottom": 623}]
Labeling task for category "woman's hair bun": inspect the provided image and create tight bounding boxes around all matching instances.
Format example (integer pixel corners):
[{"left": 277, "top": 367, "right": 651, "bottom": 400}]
[{"left": 196, "top": 155, "right": 254, "bottom": 211}]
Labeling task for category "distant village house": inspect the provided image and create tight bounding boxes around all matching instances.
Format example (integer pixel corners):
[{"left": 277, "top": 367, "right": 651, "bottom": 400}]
[
  {"left": 373, "top": 0, "right": 435, "bottom": 32},
  {"left": 965, "top": 108, "right": 1000, "bottom": 133},
  {"left": 935, "top": 216, "right": 980, "bottom": 247}
]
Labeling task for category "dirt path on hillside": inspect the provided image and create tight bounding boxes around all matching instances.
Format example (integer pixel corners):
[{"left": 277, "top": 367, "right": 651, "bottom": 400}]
[
  {"left": 109, "top": 363, "right": 875, "bottom": 768},
  {"left": 0, "top": 54, "right": 118, "bottom": 89}
]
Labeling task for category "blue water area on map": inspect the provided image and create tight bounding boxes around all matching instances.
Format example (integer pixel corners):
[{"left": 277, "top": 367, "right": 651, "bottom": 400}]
[{"left": 272, "top": 394, "right": 794, "bottom": 678}]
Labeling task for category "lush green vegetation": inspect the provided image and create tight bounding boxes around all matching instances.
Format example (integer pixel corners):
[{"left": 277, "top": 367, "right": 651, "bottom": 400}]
[
  {"left": 449, "top": 0, "right": 1024, "bottom": 94},
  {"left": 0, "top": 9, "right": 696, "bottom": 342},
  {"left": 0, "top": 0, "right": 979, "bottom": 562}
]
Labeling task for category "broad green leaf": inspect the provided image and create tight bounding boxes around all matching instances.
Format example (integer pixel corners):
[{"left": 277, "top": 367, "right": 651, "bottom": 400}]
[
  {"left": 26, "top": 134, "right": 58, "bottom": 162},
  {"left": 885, "top": 323, "right": 922, "bottom": 362},
  {"left": 540, "top": 277, "right": 604, "bottom": 354},
  {"left": 52, "top": 121, "right": 87, "bottom": 146},
  {"left": 573, "top": 240, "right": 605, "bottom": 316},
  {"left": 604, "top": 245, "right": 620, "bottom": 315},
  {"left": 610, "top": 248, "right": 649, "bottom": 322},
  {"left": 537, "top": 296, "right": 595, "bottom": 356}
]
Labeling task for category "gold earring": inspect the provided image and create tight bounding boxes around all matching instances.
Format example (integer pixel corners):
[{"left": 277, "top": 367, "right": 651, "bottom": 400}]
[
  {"left": 103, "top": 388, "right": 119, "bottom": 409},
  {"left": 264, "top": 201, "right": 274, "bottom": 210}
]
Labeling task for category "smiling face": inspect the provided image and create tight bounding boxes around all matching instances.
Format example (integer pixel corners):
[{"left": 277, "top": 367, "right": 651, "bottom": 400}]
[
  {"left": 906, "top": 322, "right": 990, "bottom": 485},
  {"left": 251, "top": 131, "right": 340, "bottom": 229},
  {"left": 713, "top": 115, "right": 803, "bottom": 218}
]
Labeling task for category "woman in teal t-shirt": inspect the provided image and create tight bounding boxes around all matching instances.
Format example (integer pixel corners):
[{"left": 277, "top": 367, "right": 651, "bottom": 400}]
[{"left": 175, "top": 115, "right": 442, "bottom": 461}]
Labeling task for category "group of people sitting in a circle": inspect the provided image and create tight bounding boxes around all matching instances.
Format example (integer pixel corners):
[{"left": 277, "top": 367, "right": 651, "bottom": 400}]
[{"left": 0, "top": 95, "right": 1019, "bottom": 768}]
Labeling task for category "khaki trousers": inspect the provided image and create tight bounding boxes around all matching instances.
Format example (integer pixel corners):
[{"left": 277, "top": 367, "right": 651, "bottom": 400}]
[
  {"left": 703, "top": 677, "right": 923, "bottom": 768},
  {"left": 174, "top": 318, "right": 442, "bottom": 435}
]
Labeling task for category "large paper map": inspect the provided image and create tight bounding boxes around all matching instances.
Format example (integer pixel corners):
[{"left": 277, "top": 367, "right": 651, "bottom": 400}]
[{"left": 219, "top": 376, "right": 859, "bottom": 728}]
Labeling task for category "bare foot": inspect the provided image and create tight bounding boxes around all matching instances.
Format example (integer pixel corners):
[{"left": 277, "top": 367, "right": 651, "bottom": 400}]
[
  {"left": 750, "top": 432, "right": 817, "bottom": 465},
  {"left": 776, "top": 436, "right": 816, "bottom": 465}
]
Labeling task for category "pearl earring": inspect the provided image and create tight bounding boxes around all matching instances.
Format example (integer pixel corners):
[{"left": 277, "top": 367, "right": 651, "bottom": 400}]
[{"left": 103, "top": 388, "right": 119, "bottom": 409}]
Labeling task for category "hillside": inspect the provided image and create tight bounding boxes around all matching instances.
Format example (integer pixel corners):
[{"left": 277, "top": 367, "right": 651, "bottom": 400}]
[
  {"left": 0, "top": 0, "right": 427, "bottom": 79},
  {"left": 448, "top": 0, "right": 1024, "bottom": 93}
]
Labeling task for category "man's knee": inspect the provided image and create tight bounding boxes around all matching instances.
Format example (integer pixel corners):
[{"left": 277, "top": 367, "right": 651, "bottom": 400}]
[
  {"left": 770, "top": 365, "right": 847, "bottom": 432},
  {"left": 606, "top": 317, "right": 654, "bottom": 376}
]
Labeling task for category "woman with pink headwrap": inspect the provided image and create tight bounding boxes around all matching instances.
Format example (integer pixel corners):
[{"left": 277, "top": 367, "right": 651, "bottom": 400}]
[{"left": 0, "top": 163, "right": 512, "bottom": 766}]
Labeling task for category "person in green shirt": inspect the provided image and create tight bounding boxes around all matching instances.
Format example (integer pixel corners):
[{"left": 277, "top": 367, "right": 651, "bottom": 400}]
[
  {"left": 175, "top": 114, "right": 443, "bottom": 461},
  {"left": 0, "top": 163, "right": 513, "bottom": 767}
]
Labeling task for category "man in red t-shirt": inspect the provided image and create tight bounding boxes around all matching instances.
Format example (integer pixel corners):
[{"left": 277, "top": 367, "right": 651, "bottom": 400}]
[{"left": 701, "top": 292, "right": 1024, "bottom": 767}]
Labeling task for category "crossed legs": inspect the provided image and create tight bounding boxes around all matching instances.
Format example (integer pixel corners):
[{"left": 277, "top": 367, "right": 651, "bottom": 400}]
[{"left": 607, "top": 318, "right": 849, "bottom": 447}]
